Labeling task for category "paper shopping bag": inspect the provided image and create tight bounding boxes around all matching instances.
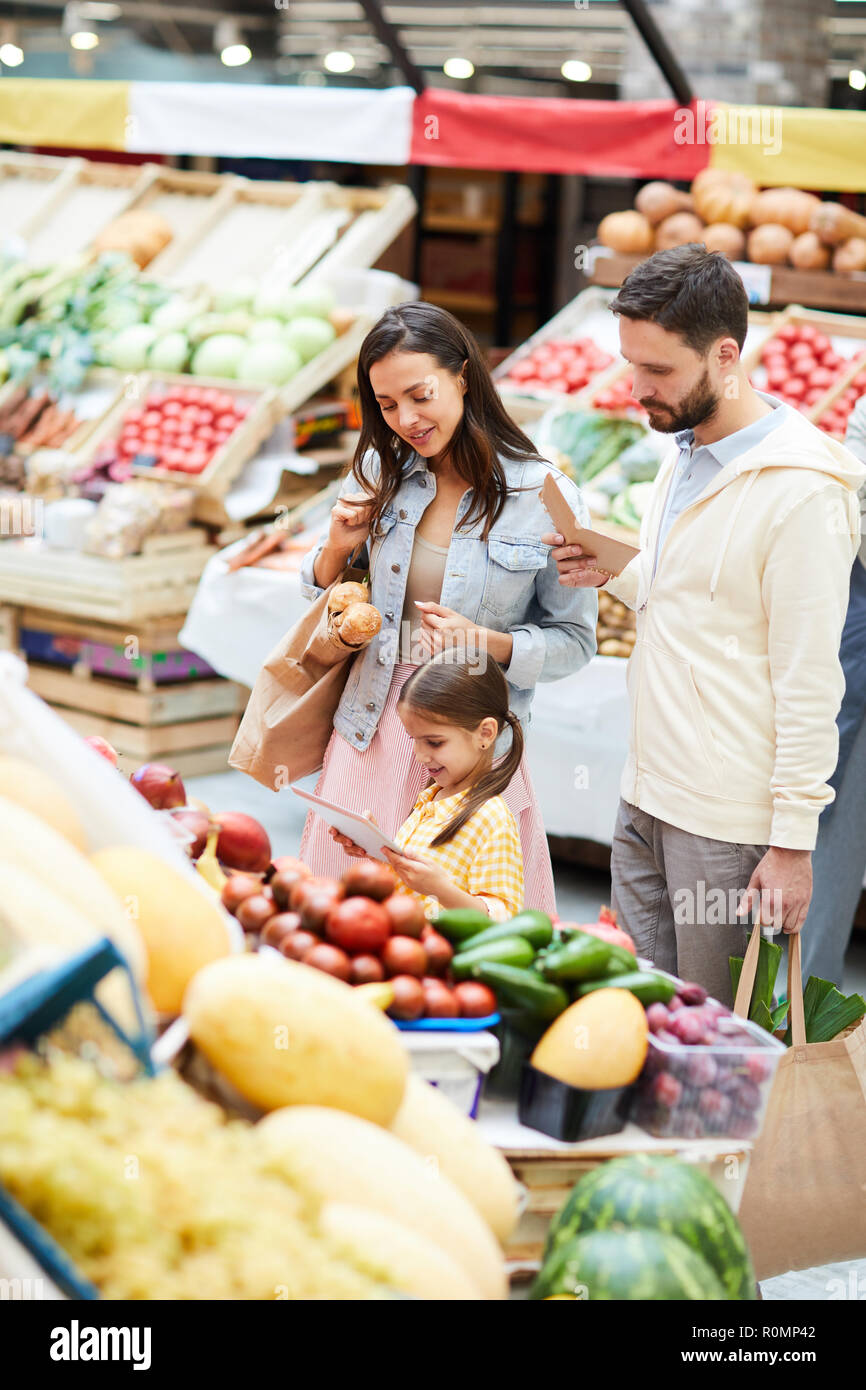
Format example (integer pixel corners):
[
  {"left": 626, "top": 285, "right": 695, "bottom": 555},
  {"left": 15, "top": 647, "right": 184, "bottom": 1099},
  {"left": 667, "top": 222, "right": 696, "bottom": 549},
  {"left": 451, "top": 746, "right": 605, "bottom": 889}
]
[
  {"left": 229, "top": 566, "right": 373, "bottom": 788},
  {"left": 735, "top": 931, "right": 866, "bottom": 1279}
]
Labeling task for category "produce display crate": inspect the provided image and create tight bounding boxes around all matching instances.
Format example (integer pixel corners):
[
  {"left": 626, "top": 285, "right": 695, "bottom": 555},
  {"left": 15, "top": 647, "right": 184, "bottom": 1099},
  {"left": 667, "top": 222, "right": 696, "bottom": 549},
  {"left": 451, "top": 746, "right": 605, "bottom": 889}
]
[
  {"left": 59, "top": 369, "right": 278, "bottom": 504},
  {"left": 809, "top": 353, "right": 866, "bottom": 439},
  {"left": 0, "top": 152, "right": 82, "bottom": 243},
  {"left": 589, "top": 250, "right": 866, "bottom": 316},
  {"left": 23, "top": 161, "right": 153, "bottom": 264},
  {"left": 0, "top": 528, "right": 213, "bottom": 624},
  {"left": 303, "top": 183, "right": 418, "bottom": 286},
  {"left": 743, "top": 304, "right": 866, "bottom": 424},
  {"left": 84, "top": 165, "right": 235, "bottom": 266}
]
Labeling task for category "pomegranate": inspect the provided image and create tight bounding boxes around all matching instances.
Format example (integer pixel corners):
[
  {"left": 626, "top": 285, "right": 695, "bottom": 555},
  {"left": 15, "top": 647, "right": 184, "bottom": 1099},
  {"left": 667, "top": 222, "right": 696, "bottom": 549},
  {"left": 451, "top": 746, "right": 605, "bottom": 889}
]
[
  {"left": 85, "top": 735, "right": 118, "bottom": 767},
  {"left": 213, "top": 811, "right": 272, "bottom": 873},
  {"left": 167, "top": 807, "right": 209, "bottom": 859},
  {"left": 382, "top": 936, "right": 428, "bottom": 979},
  {"left": 221, "top": 874, "right": 262, "bottom": 915},
  {"left": 326, "top": 897, "right": 391, "bottom": 955},
  {"left": 341, "top": 859, "right": 397, "bottom": 902},
  {"left": 384, "top": 893, "right": 426, "bottom": 939},
  {"left": 558, "top": 905, "right": 637, "bottom": 956},
  {"left": 130, "top": 762, "right": 186, "bottom": 810},
  {"left": 387, "top": 975, "right": 425, "bottom": 1022}
]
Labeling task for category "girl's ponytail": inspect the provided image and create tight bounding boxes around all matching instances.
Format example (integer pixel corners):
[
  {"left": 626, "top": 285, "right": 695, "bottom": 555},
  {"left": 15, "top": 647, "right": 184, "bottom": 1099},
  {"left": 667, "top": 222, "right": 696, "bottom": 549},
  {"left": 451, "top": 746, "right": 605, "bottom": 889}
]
[{"left": 430, "top": 709, "right": 523, "bottom": 848}]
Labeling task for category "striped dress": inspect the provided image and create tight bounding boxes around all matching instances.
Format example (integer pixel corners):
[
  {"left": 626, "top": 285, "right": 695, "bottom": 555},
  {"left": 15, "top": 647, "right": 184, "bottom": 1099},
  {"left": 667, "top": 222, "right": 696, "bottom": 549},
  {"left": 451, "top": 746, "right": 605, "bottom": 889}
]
[{"left": 298, "top": 662, "right": 556, "bottom": 915}]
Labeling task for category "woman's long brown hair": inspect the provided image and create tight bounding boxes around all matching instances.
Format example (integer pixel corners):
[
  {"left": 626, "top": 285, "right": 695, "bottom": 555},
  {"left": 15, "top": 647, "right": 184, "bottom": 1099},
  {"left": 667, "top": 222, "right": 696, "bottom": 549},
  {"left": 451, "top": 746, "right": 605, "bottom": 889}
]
[
  {"left": 353, "top": 301, "right": 544, "bottom": 540},
  {"left": 397, "top": 653, "right": 524, "bottom": 847}
]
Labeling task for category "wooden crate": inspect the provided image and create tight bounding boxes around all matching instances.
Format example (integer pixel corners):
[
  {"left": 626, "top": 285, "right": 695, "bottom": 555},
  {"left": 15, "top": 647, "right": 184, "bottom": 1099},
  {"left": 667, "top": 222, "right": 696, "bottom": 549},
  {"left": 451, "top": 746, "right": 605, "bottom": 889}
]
[
  {"left": 12, "top": 607, "right": 215, "bottom": 692},
  {"left": 0, "top": 367, "right": 128, "bottom": 458},
  {"left": 589, "top": 251, "right": 866, "bottom": 315},
  {"left": 86, "top": 165, "right": 235, "bottom": 265},
  {"left": 743, "top": 304, "right": 866, "bottom": 424},
  {"left": 0, "top": 529, "right": 213, "bottom": 624},
  {"left": 23, "top": 161, "right": 154, "bottom": 264},
  {"left": 808, "top": 353, "right": 866, "bottom": 438},
  {"left": 0, "top": 153, "right": 82, "bottom": 241},
  {"left": 50, "top": 369, "right": 279, "bottom": 505}
]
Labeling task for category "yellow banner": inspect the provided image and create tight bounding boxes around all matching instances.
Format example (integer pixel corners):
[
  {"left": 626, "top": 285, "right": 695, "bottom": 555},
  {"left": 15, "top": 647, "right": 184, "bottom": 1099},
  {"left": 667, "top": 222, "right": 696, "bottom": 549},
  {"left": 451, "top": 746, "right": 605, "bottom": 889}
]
[
  {"left": 0, "top": 79, "right": 129, "bottom": 151},
  {"left": 709, "top": 105, "right": 866, "bottom": 192}
]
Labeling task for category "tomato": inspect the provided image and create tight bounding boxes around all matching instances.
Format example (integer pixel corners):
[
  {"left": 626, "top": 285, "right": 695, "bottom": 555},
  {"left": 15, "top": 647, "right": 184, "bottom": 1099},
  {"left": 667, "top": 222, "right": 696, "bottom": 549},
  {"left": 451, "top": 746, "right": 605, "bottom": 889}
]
[
  {"left": 175, "top": 433, "right": 196, "bottom": 451},
  {"left": 161, "top": 401, "right": 183, "bottom": 419},
  {"left": 509, "top": 360, "right": 535, "bottom": 382},
  {"left": 783, "top": 378, "right": 807, "bottom": 400},
  {"left": 807, "top": 366, "right": 835, "bottom": 389},
  {"left": 179, "top": 386, "right": 204, "bottom": 404},
  {"left": 141, "top": 427, "right": 161, "bottom": 443},
  {"left": 212, "top": 430, "right": 231, "bottom": 445},
  {"left": 795, "top": 324, "right": 818, "bottom": 343},
  {"left": 141, "top": 410, "right": 163, "bottom": 428},
  {"left": 195, "top": 425, "right": 217, "bottom": 446},
  {"left": 144, "top": 393, "right": 165, "bottom": 411},
  {"left": 123, "top": 408, "right": 144, "bottom": 426},
  {"left": 200, "top": 388, "right": 225, "bottom": 408},
  {"left": 215, "top": 412, "right": 239, "bottom": 431},
  {"left": 185, "top": 450, "right": 209, "bottom": 473},
  {"left": 161, "top": 417, "right": 182, "bottom": 437}
]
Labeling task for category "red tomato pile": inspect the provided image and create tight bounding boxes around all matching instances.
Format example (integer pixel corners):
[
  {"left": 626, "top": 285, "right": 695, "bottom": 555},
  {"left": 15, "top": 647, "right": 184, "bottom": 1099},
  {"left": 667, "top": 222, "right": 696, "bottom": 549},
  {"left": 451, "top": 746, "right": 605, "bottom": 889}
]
[
  {"left": 113, "top": 385, "right": 250, "bottom": 475},
  {"left": 501, "top": 337, "right": 615, "bottom": 396},
  {"left": 815, "top": 364, "right": 866, "bottom": 439},
  {"left": 591, "top": 372, "right": 647, "bottom": 419},
  {"left": 222, "top": 855, "right": 497, "bottom": 1024},
  {"left": 757, "top": 323, "right": 862, "bottom": 415}
]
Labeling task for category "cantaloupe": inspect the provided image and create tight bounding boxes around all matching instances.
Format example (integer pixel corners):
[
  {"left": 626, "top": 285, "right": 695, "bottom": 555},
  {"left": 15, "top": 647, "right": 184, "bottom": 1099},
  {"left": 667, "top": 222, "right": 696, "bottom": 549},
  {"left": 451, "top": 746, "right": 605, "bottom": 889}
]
[
  {"left": 0, "top": 796, "right": 146, "bottom": 983},
  {"left": 0, "top": 863, "right": 146, "bottom": 1030},
  {"left": 0, "top": 756, "right": 86, "bottom": 849},
  {"left": 257, "top": 1106, "right": 507, "bottom": 1300},
  {"left": 531, "top": 989, "right": 649, "bottom": 1089},
  {"left": 90, "top": 846, "right": 233, "bottom": 1016},
  {"left": 183, "top": 954, "right": 408, "bottom": 1125},
  {"left": 389, "top": 1075, "right": 520, "bottom": 1244},
  {"left": 319, "top": 1203, "right": 482, "bottom": 1300}
]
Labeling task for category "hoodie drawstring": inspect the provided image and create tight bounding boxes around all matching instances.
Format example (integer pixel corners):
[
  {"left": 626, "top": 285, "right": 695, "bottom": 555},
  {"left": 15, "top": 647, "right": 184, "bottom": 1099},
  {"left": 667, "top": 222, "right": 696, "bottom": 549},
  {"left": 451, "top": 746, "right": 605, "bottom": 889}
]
[{"left": 709, "top": 471, "right": 760, "bottom": 602}]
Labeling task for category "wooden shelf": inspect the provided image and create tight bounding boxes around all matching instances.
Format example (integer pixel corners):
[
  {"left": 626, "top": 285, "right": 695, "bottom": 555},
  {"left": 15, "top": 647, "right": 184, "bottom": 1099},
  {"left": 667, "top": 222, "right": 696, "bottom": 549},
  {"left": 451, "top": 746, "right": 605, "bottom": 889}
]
[
  {"left": 422, "top": 213, "right": 500, "bottom": 234},
  {"left": 589, "top": 252, "right": 866, "bottom": 315},
  {"left": 421, "top": 287, "right": 497, "bottom": 313}
]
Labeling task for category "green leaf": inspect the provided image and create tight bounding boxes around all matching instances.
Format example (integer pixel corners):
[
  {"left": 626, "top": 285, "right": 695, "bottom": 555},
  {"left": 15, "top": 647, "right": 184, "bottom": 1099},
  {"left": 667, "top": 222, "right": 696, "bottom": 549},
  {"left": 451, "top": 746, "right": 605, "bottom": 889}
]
[
  {"left": 797, "top": 976, "right": 866, "bottom": 1045},
  {"left": 728, "top": 933, "right": 782, "bottom": 1029},
  {"left": 770, "top": 1000, "right": 789, "bottom": 1031},
  {"left": 750, "top": 999, "right": 776, "bottom": 1034}
]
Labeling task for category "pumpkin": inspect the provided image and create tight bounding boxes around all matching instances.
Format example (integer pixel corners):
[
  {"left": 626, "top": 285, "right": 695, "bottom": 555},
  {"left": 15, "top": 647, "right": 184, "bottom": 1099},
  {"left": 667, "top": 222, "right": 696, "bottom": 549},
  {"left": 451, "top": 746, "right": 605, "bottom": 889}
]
[
  {"left": 654, "top": 212, "right": 706, "bottom": 251},
  {"left": 701, "top": 222, "right": 746, "bottom": 260},
  {"left": 833, "top": 237, "right": 866, "bottom": 273},
  {"left": 789, "top": 231, "right": 831, "bottom": 270},
  {"left": 597, "top": 210, "right": 654, "bottom": 255},
  {"left": 544, "top": 1152, "right": 756, "bottom": 1300},
  {"left": 531, "top": 988, "right": 648, "bottom": 1089},
  {"left": 529, "top": 1228, "right": 726, "bottom": 1301},
  {"left": 749, "top": 187, "right": 820, "bottom": 236},
  {"left": 691, "top": 170, "right": 756, "bottom": 229},
  {"left": 746, "top": 223, "right": 794, "bottom": 265},
  {"left": 634, "top": 181, "right": 694, "bottom": 226},
  {"left": 810, "top": 201, "right": 866, "bottom": 246}
]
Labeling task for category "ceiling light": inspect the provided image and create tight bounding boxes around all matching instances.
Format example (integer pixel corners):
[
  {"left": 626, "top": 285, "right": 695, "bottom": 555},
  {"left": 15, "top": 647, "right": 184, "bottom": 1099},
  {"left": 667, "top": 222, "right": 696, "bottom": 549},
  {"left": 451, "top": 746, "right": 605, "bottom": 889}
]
[
  {"left": 562, "top": 59, "right": 592, "bottom": 82},
  {"left": 849, "top": 69, "right": 866, "bottom": 90},
  {"left": 221, "top": 44, "right": 251, "bottom": 66},
  {"left": 324, "top": 51, "right": 356, "bottom": 73},
  {"left": 444, "top": 57, "right": 474, "bottom": 79}
]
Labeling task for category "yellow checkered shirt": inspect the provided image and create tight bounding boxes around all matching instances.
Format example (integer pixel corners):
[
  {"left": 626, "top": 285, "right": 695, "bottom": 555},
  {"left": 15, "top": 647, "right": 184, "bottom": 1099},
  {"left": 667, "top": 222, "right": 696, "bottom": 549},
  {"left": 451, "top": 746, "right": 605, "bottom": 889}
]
[{"left": 395, "top": 784, "right": 525, "bottom": 921}]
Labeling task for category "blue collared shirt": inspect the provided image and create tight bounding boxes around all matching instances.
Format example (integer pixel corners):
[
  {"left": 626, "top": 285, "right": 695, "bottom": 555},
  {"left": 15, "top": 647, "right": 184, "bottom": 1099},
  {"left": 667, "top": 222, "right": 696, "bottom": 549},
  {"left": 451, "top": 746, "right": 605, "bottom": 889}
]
[{"left": 655, "top": 403, "right": 788, "bottom": 565}]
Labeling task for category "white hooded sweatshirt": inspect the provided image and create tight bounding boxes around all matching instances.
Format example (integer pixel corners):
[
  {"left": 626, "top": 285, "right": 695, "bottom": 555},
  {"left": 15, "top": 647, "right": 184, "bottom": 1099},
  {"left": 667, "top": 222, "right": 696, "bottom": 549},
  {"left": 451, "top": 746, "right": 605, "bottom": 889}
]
[{"left": 605, "top": 398, "right": 866, "bottom": 851}]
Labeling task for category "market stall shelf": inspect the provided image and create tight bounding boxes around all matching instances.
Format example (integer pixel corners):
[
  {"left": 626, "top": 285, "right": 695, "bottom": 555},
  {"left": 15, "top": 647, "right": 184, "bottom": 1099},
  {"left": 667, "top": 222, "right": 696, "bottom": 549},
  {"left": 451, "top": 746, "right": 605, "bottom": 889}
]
[
  {"left": 0, "top": 152, "right": 82, "bottom": 244},
  {"left": 22, "top": 161, "right": 156, "bottom": 265}
]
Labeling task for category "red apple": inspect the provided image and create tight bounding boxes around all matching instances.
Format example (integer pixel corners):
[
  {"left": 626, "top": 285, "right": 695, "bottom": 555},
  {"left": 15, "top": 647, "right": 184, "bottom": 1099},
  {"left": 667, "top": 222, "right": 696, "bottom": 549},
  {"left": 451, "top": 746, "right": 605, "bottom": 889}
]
[
  {"left": 213, "top": 811, "right": 272, "bottom": 873},
  {"left": 130, "top": 762, "right": 186, "bottom": 810},
  {"left": 167, "top": 807, "right": 209, "bottom": 859},
  {"left": 85, "top": 735, "right": 118, "bottom": 767}
]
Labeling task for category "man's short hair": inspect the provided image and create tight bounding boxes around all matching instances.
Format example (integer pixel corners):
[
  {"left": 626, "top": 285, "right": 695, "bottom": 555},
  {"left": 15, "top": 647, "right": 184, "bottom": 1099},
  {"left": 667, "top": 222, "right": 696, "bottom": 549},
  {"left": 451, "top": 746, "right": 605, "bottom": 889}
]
[{"left": 610, "top": 244, "right": 749, "bottom": 354}]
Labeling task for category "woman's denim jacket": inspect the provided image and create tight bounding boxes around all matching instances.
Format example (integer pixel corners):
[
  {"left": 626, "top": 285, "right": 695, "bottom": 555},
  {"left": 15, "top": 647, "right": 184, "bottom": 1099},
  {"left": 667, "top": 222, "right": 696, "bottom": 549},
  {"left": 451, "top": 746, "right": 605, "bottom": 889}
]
[{"left": 300, "top": 449, "right": 598, "bottom": 752}]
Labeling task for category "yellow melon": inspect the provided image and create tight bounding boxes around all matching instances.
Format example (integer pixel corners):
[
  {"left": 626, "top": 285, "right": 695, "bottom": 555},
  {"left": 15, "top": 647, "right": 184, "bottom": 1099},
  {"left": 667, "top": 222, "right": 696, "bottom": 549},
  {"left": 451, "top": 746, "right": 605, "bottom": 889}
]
[
  {"left": 319, "top": 1203, "right": 483, "bottom": 1300},
  {"left": 0, "top": 755, "right": 86, "bottom": 849},
  {"left": 531, "top": 988, "right": 649, "bottom": 1089},
  {"left": 90, "top": 846, "right": 233, "bottom": 1016}
]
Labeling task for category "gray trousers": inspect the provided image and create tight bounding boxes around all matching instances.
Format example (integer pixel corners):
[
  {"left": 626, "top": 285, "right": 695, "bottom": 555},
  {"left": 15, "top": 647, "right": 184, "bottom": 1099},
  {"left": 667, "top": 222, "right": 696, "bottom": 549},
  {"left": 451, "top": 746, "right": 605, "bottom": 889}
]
[{"left": 610, "top": 799, "right": 768, "bottom": 1006}]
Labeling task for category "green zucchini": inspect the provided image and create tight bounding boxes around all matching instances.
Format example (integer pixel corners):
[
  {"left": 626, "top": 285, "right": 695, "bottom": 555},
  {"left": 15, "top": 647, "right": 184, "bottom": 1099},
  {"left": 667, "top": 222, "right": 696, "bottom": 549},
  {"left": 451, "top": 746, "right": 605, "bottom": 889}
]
[
  {"left": 463, "top": 914, "right": 553, "bottom": 954},
  {"left": 575, "top": 971, "right": 676, "bottom": 1006},
  {"left": 451, "top": 934, "right": 535, "bottom": 981},
  {"left": 539, "top": 932, "right": 615, "bottom": 982},
  {"left": 472, "top": 962, "right": 569, "bottom": 1021},
  {"left": 432, "top": 907, "right": 493, "bottom": 944}
]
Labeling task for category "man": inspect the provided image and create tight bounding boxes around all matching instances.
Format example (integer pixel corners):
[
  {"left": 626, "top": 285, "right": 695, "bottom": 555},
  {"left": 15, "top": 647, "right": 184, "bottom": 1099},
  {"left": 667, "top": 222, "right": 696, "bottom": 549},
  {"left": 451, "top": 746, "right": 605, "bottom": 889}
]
[{"left": 544, "top": 246, "right": 865, "bottom": 1003}]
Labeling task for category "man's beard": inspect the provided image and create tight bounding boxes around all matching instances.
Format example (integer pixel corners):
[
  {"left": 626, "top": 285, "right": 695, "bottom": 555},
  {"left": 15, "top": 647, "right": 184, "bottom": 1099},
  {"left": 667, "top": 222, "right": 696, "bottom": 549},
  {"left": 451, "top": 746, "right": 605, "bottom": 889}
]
[{"left": 641, "top": 369, "right": 721, "bottom": 434}]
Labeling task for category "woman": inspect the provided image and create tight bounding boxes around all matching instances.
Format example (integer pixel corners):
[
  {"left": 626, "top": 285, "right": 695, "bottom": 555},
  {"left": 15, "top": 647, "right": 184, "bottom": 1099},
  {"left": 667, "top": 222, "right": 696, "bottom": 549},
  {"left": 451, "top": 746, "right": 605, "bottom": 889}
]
[{"left": 298, "top": 301, "right": 597, "bottom": 912}]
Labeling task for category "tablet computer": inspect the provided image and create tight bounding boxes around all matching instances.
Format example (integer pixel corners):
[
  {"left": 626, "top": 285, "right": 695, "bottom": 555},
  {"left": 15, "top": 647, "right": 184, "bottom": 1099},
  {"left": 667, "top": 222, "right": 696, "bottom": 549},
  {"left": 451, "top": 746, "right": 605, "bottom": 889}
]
[{"left": 290, "top": 786, "right": 403, "bottom": 861}]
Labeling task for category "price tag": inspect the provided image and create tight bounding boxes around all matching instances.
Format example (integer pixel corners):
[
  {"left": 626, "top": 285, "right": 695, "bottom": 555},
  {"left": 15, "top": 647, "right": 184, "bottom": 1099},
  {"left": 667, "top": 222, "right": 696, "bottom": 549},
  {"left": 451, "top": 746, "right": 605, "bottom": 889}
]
[{"left": 733, "top": 261, "right": 773, "bottom": 306}]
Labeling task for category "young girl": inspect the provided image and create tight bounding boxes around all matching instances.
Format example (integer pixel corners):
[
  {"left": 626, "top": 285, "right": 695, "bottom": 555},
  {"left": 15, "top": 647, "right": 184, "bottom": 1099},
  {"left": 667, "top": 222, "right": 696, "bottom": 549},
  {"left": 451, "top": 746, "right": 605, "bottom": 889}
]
[{"left": 334, "top": 653, "right": 525, "bottom": 922}]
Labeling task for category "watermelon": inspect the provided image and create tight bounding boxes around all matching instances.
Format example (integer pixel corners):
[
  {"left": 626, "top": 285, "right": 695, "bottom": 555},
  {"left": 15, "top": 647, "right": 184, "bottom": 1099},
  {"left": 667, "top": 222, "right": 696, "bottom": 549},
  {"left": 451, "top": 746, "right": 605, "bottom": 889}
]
[
  {"left": 544, "top": 1153, "right": 755, "bottom": 1301},
  {"left": 530, "top": 1228, "right": 725, "bottom": 1300}
]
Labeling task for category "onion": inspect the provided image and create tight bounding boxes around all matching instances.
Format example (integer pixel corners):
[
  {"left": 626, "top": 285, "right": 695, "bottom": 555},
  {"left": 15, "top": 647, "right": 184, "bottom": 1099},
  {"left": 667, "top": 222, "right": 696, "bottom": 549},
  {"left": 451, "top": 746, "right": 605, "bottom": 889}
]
[
  {"left": 597, "top": 210, "right": 654, "bottom": 256},
  {"left": 634, "top": 181, "right": 694, "bottom": 226},
  {"left": 701, "top": 223, "right": 746, "bottom": 260},
  {"left": 746, "top": 224, "right": 794, "bottom": 265},
  {"left": 654, "top": 212, "right": 705, "bottom": 251},
  {"left": 789, "top": 231, "right": 831, "bottom": 270}
]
